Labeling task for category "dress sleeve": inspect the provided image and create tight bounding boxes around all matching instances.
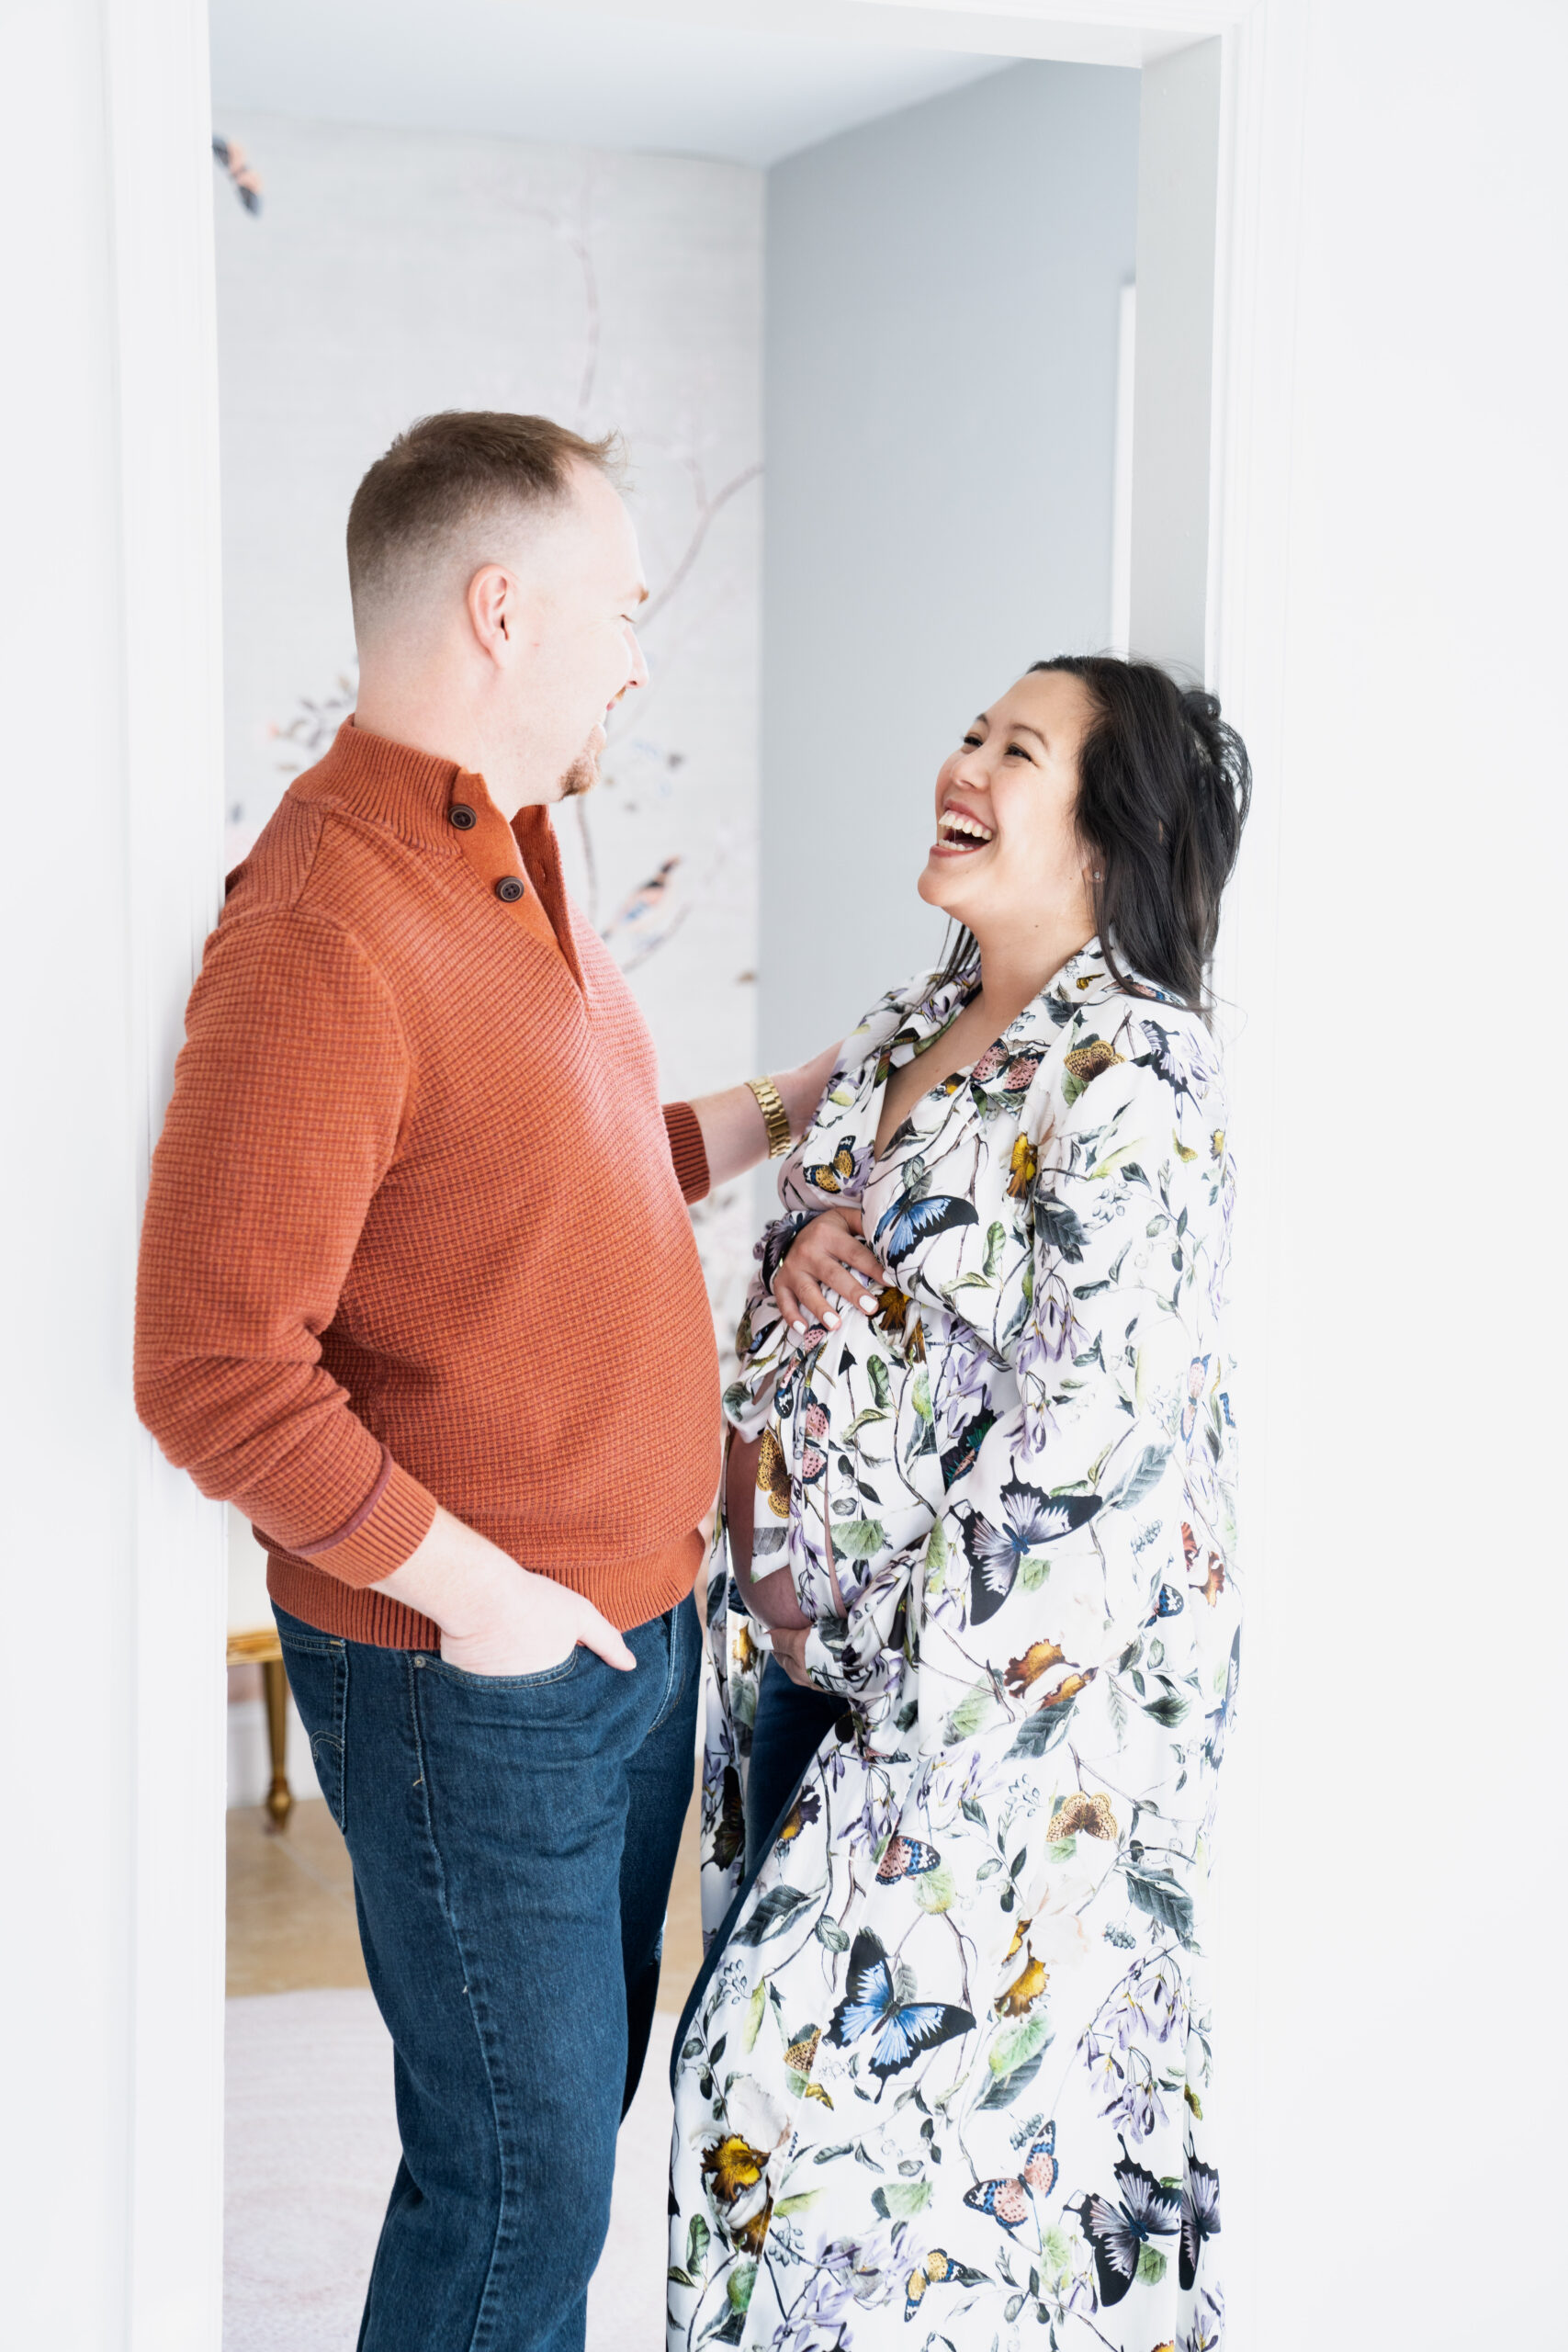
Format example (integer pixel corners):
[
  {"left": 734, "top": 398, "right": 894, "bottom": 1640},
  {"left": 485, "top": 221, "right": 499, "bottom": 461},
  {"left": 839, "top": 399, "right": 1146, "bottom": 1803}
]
[{"left": 947, "top": 1035, "right": 1219, "bottom": 1660}]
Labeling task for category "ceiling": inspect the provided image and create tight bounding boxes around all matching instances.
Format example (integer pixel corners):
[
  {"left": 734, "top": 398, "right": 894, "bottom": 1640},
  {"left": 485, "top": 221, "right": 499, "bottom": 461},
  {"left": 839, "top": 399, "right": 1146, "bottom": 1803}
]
[{"left": 208, "top": 0, "right": 1027, "bottom": 171}]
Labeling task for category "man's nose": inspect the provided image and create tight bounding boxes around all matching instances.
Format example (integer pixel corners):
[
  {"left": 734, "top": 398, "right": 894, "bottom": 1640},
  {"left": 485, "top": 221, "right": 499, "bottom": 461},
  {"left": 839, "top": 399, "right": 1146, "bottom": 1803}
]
[{"left": 626, "top": 628, "right": 650, "bottom": 690}]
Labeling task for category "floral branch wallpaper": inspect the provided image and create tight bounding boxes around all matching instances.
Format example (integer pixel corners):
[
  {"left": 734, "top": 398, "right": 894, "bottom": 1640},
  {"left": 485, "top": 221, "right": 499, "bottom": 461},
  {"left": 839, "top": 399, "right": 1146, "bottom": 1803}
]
[{"left": 215, "top": 116, "right": 763, "bottom": 1363}]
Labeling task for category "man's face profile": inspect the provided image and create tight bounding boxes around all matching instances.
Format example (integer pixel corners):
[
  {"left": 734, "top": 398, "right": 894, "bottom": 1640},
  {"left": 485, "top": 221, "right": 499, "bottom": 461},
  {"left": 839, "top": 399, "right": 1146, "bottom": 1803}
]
[{"left": 486, "top": 459, "right": 649, "bottom": 809}]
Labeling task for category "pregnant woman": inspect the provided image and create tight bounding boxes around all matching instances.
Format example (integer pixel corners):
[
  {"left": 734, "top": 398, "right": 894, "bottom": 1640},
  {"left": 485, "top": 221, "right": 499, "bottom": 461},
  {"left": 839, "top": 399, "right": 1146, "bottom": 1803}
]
[{"left": 670, "top": 656, "right": 1249, "bottom": 2352}]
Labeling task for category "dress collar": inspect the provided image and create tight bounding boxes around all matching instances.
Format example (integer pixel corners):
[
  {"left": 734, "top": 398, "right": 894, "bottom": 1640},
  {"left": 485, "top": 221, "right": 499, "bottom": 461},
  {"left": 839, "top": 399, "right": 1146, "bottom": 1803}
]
[{"left": 887, "top": 937, "right": 1124, "bottom": 1069}]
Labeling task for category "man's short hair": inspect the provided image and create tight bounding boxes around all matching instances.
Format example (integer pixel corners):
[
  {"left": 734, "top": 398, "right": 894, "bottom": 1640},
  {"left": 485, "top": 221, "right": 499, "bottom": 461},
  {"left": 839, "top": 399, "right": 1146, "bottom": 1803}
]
[{"left": 346, "top": 410, "right": 623, "bottom": 630}]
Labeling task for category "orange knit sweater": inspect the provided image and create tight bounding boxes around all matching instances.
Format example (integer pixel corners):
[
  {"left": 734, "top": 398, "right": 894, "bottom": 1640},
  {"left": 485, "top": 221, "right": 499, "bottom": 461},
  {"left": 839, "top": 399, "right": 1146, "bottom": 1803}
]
[{"left": 135, "top": 721, "right": 720, "bottom": 1648}]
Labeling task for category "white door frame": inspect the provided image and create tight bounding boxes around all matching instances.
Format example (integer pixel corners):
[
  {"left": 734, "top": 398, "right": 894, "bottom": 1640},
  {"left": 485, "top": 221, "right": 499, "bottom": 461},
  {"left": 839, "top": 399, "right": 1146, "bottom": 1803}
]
[
  {"left": 24, "top": 2, "right": 1284, "bottom": 2339},
  {"left": 2, "top": 3, "right": 226, "bottom": 2347},
  {"left": 114, "top": 0, "right": 231, "bottom": 2331}
]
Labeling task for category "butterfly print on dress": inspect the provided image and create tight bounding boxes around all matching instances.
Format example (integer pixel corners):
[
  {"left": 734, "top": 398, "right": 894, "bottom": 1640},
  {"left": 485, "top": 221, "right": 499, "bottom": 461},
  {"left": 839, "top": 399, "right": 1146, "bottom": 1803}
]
[
  {"left": 875, "top": 1835, "right": 942, "bottom": 1884},
  {"left": 901, "top": 2246, "right": 987, "bottom": 2323},
  {"left": 805, "top": 1139, "right": 859, "bottom": 1195},
  {"left": 873, "top": 1154, "right": 979, "bottom": 1265},
  {"left": 963, "top": 2126, "right": 1059, "bottom": 2237},
  {"left": 1134, "top": 1018, "right": 1204, "bottom": 1103},
  {"left": 825, "top": 1929, "right": 975, "bottom": 2087},
  {"left": 956, "top": 1474, "right": 1103, "bottom": 1624},
  {"left": 940, "top": 1405, "right": 998, "bottom": 1489},
  {"left": 1179, "top": 2154, "right": 1221, "bottom": 2290},
  {"left": 1073, "top": 2146, "right": 1182, "bottom": 2307}
]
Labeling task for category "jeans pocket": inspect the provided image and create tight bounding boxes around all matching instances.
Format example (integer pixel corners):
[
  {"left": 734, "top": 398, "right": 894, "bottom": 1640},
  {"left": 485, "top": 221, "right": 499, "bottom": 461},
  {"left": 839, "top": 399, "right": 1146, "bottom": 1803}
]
[
  {"left": 430, "top": 1645, "right": 581, "bottom": 1692},
  {"left": 275, "top": 1615, "right": 349, "bottom": 1832}
]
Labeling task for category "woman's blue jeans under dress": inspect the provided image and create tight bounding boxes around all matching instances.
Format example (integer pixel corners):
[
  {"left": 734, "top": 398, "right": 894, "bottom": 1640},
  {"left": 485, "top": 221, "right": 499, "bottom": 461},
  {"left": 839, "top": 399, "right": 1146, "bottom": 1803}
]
[
  {"left": 274, "top": 1594, "right": 700, "bottom": 2352},
  {"left": 743, "top": 1651, "right": 850, "bottom": 1877},
  {"left": 671, "top": 1653, "right": 850, "bottom": 2083}
]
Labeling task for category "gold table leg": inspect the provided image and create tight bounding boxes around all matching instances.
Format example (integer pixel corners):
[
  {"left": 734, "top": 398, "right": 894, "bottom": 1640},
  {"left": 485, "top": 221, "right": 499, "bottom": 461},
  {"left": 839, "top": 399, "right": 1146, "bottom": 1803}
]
[
  {"left": 261, "top": 1654, "right": 294, "bottom": 1832},
  {"left": 229, "top": 1626, "right": 294, "bottom": 1832}
]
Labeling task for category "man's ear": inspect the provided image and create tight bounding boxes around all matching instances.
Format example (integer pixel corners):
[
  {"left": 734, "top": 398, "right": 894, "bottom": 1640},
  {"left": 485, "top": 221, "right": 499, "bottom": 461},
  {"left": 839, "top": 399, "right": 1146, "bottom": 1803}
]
[{"left": 466, "top": 562, "right": 516, "bottom": 664}]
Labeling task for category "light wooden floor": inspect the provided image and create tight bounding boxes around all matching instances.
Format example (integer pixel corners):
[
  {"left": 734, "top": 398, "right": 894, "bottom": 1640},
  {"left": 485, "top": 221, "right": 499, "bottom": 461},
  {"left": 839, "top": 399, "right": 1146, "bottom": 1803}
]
[{"left": 226, "top": 1779, "right": 705, "bottom": 2011}]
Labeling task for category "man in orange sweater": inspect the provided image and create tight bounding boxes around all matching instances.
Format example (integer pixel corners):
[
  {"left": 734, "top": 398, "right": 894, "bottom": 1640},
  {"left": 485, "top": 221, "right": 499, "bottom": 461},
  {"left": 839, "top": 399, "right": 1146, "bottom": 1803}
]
[{"left": 135, "top": 413, "right": 840, "bottom": 2351}]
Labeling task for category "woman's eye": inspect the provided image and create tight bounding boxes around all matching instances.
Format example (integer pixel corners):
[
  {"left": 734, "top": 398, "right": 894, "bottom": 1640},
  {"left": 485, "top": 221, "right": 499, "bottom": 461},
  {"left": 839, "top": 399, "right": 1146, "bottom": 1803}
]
[
  {"left": 1006, "top": 743, "right": 1033, "bottom": 760},
  {"left": 961, "top": 734, "right": 983, "bottom": 749}
]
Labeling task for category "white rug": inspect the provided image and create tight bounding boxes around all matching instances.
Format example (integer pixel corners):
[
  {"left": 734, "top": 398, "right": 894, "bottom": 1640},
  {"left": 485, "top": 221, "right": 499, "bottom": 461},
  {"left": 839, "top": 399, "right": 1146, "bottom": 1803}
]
[{"left": 225, "top": 1991, "right": 675, "bottom": 2350}]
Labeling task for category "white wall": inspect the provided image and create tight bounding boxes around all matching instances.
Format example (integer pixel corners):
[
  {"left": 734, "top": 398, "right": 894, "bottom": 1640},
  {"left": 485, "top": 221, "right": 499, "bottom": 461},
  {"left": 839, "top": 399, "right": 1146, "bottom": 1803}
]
[
  {"left": 228, "top": 1510, "right": 321, "bottom": 1804},
  {"left": 1213, "top": 2, "right": 1568, "bottom": 2342},
  {"left": 760, "top": 62, "right": 1141, "bottom": 1064},
  {"left": 0, "top": 5, "right": 226, "bottom": 2347},
  {"left": 213, "top": 112, "right": 764, "bottom": 1344},
  {"left": 1129, "top": 33, "right": 1222, "bottom": 673}
]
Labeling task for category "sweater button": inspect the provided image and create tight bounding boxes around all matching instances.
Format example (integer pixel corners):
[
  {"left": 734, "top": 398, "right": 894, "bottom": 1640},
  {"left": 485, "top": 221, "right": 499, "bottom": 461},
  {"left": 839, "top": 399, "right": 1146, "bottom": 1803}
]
[
  {"left": 495, "top": 876, "right": 525, "bottom": 903},
  {"left": 448, "top": 802, "right": 478, "bottom": 831}
]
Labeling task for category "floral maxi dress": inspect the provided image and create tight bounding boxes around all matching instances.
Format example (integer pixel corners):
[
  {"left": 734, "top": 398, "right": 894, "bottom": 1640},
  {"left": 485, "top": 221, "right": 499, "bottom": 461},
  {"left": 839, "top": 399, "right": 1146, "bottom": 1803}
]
[{"left": 671, "top": 944, "right": 1239, "bottom": 2352}]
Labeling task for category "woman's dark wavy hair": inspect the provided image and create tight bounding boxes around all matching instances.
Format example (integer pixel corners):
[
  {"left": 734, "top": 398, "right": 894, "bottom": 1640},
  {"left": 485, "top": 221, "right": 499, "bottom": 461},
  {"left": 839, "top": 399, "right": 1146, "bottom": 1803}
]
[{"left": 939, "top": 655, "right": 1251, "bottom": 1022}]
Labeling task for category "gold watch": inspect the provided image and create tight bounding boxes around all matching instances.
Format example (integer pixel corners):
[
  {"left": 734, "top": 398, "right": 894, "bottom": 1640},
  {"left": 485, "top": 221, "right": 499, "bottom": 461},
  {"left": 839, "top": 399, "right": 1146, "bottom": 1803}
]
[{"left": 745, "top": 1074, "right": 793, "bottom": 1159}]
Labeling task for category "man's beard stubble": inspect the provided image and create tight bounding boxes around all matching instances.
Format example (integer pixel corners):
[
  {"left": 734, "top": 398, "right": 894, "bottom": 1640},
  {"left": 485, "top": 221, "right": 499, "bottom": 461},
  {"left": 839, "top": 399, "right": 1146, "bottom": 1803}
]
[{"left": 558, "top": 738, "right": 601, "bottom": 800}]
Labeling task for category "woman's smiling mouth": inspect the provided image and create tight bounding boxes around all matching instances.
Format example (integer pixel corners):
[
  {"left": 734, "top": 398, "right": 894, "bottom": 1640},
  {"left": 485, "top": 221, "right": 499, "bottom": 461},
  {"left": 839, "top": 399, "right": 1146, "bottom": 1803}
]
[{"left": 932, "top": 804, "right": 996, "bottom": 856}]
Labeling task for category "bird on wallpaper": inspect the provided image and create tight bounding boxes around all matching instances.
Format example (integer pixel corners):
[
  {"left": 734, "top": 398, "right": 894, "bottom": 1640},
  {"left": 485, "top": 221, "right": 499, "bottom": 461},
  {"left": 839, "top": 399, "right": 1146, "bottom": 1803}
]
[
  {"left": 605, "top": 856, "right": 680, "bottom": 937},
  {"left": 603, "top": 855, "right": 688, "bottom": 971},
  {"left": 211, "top": 137, "right": 263, "bottom": 215}
]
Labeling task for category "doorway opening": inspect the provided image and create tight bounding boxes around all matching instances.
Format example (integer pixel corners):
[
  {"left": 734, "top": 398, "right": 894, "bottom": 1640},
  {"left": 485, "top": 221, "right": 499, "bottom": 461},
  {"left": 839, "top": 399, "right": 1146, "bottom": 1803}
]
[{"left": 202, "top": 6, "right": 1230, "bottom": 2343}]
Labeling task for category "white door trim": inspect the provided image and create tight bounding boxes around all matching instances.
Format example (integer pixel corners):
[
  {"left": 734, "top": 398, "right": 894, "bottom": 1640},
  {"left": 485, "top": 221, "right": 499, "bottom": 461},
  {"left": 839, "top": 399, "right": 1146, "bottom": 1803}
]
[
  {"left": 110, "top": 2, "right": 230, "bottom": 2345},
  {"left": 1203, "top": 5, "right": 1310, "bottom": 2337}
]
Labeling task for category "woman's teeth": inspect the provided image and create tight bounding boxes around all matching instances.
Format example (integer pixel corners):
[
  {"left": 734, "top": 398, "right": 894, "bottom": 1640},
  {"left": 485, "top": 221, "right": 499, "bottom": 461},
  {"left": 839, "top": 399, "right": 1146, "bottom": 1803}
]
[{"left": 939, "top": 811, "right": 995, "bottom": 847}]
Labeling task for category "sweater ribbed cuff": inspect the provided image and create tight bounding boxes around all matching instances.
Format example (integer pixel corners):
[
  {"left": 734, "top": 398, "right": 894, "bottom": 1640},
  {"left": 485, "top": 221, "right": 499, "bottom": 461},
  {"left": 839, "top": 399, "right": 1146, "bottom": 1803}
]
[
  {"left": 663, "top": 1101, "right": 710, "bottom": 1204},
  {"left": 288, "top": 1450, "right": 439, "bottom": 1586}
]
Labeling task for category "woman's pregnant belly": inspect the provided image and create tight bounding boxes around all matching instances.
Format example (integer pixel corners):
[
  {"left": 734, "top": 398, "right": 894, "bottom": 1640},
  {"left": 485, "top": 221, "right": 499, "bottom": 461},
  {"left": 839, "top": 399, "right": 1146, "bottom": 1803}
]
[{"left": 725, "top": 1428, "right": 812, "bottom": 1630}]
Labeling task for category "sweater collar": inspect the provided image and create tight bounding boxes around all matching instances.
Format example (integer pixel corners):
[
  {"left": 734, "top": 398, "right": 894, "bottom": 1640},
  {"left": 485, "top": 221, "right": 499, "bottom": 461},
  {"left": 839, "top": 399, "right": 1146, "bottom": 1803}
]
[
  {"left": 293, "top": 719, "right": 584, "bottom": 988},
  {"left": 293, "top": 718, "right": 491, "bottom": 848}
]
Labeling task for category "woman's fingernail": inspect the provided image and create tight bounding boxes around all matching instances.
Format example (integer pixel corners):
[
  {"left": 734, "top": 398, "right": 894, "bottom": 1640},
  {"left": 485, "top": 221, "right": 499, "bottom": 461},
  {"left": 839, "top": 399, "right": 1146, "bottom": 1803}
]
[
  {"left": 792, "top": 1318, "right": 807, "bottom": 1333},
  {"left": 825, "top": 1311, "right": 840, "bottom": 1329},
  {"left": 860, "top": 1294, "right": 877, "bottom": 1312}
]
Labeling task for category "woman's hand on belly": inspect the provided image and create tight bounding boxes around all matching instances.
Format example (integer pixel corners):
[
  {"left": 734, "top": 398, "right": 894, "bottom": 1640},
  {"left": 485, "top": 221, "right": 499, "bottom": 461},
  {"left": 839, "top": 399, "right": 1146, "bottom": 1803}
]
[
  {"left": 773, "top": 1206, "right": 884, "bottom": 1333},
  {"left": 744, "top": 1562, "right": 812, "bottom": 1632},
  {"left": 770, "top": 1624, "right": 813, "bottom": 1686}
]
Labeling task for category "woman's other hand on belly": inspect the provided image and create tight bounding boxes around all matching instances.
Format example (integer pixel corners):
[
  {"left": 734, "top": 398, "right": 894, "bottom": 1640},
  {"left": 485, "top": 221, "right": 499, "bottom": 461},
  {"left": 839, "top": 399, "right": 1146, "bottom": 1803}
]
[
  {"left": 769, "top": 1624, "right": 813, "bottom": 1686},
  {"left": 744, "top": 1562, "right": 812, "bottom": 1633}
]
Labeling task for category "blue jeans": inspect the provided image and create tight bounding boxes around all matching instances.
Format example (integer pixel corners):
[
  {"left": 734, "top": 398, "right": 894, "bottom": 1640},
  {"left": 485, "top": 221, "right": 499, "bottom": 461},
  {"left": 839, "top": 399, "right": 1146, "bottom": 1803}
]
[
  {"left": 672, "top": 1656, "right": 852, "bottom": 2086},
  {"left": 743, "top": 1652, "right": 851, "bottom": 1877},
  {"left": 275, "top": 1595, "right": 701, "bottom": 2352}
]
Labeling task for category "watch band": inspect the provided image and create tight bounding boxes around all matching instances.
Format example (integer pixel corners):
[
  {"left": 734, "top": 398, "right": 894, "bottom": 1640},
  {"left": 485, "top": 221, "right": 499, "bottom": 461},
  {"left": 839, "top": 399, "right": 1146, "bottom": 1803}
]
[{"left": 745, "top": 1074, "right": 793, "bottom": 1159}]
